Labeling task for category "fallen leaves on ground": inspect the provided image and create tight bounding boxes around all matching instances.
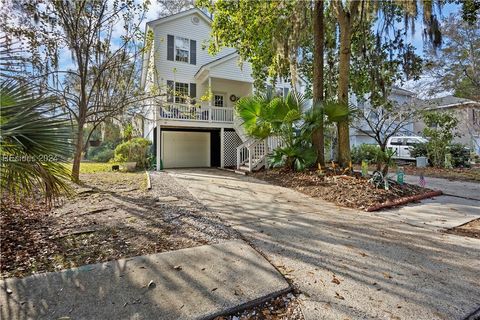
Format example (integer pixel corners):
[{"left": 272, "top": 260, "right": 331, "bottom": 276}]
[
  {"left": 252, "top": 168, "right": 431, "bottom": 210},
  {"left": 213, "top": 292, "right": 303, "bottom": 320},
  {"left": 0, "top": 198, "right": 59, "bottom": 278},
  {"left": 1, "top": 171, "right": 237, "bottom": 279},
  {"left": 331, "top": 275, "right": 341, "bottom": 285},
  {"left": 444, "top": 218, "right": 480, "bottom": 239}
]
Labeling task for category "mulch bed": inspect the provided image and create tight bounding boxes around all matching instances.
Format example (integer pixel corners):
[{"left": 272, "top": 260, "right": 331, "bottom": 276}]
[
  {"left": 444, "top": 218, "right": 480, "bottom": 239},
  {"left": 1, "top": 171, "right": 238, "bottom": 279},
  {"left": 353, "top": 164, "right": 480, "bottom": 182},
  {"left": 252, "top": 168, "right": 434, "bottom": 211}
]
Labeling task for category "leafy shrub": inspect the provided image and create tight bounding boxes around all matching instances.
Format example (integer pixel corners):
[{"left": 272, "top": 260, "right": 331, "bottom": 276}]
[
  {"left": 88, "top": 142, "right": 114, "bottom": 158},
  {"left": 91, "top": 149, "right": 114, "bottom": 163},
  {"left": 422, "top": 111, "right": 459, "bottom": 167},
  {"left": 268, "top": 143, "right": 317, "bottom": 171},
  {"left": 351, "top": 144, "right": 383, "bottom": 164},
  {"left": 409, "top": 142, "right": 428, "bottom": 158},
  {"left": 114, "top": 137, "right": 151, "bottom": 169},
  {"left": 449, "top": 143, "right": 470, "bottom": 167}
]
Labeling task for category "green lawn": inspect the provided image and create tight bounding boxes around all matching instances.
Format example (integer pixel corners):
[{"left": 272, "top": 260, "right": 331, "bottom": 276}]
[
  {"left": 79, "top": 162, "right": 120, "bottom": 173},
  {"left": 61, "top": 162, "right": 121, "bottom": 174}
]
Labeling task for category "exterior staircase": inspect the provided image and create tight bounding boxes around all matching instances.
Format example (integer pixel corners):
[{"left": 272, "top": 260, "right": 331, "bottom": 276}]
[
  {"left": 233, "top": 114, "right": 283, "bottom": 174},
  {"left": 235, "top": 136, "right": 283, "bottom": 174}
]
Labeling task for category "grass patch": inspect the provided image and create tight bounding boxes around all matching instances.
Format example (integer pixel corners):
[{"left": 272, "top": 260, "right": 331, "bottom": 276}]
[{"left": 79, "top": 162, "right": 120, "bottom": 173}]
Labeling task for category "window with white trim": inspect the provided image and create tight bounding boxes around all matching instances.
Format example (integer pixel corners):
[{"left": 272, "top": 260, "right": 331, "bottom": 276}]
[
  {"left": 175, "top": 82, "right": 189, "bottom": 103},
  {"left": 175, "top": 36, "right": 190, "bottom": 63},
  {"left": 213, "top": 94, "right": 224, "bottom": 107}
]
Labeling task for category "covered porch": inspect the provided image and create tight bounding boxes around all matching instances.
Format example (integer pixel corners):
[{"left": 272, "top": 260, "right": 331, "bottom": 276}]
[{"left": 156, "top": 77, "right": 252, "bottom": 126}]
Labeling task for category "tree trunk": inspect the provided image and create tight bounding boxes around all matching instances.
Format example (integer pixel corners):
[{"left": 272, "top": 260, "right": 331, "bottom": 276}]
[
  {"left": 336, "top": 3, "right": 353, "bottom": 168},
  {"left": 71, "top": 119, "right": 84, "bottom": 182},
  {"left": 377, "top": 143, "right": 386, "bottom": 172},
  {"left": 312, "top": 0, "right": 325, "bottom": 167}
]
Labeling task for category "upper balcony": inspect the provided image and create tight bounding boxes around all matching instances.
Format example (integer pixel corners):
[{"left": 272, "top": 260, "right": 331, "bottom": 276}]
[{"left": 157, "top": 102, "right": 234, "bottom": 127}]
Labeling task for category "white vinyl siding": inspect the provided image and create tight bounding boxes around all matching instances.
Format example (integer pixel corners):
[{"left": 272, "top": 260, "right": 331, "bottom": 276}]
[
  {"left": 153, "top": 13, "right": 236, "bottom": 87},
  {"left": 162, "top": 131, "right": 210, "bottom": 168},
  {"left": 209, "top": 55, "right": 254, "bottom": 83}
]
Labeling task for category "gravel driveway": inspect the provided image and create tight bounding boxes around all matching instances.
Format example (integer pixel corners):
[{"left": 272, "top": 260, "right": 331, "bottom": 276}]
[{"left": 169, "top": 168, "right": 480, "bottom": 320}]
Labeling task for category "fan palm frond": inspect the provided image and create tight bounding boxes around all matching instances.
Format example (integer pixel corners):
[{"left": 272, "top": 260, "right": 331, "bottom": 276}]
[{"left": 0, "top": 80, "right": 73, "bottom": 203}]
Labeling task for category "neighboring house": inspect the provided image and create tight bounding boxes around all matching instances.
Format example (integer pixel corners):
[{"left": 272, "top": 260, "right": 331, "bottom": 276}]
[
  {"left": 140, "top": 8, "right": 306, "bottom": 170},
  {"left": 413, "top": 96, "right": 480, "bottom": 155},
  {"left": 350, "top": 87, "right": 420, "bottom": 147}
]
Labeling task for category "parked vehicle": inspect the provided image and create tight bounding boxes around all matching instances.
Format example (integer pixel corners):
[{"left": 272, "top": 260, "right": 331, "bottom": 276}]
[{"left": 386, "top": 136, "right": 428, "bottom": 160}]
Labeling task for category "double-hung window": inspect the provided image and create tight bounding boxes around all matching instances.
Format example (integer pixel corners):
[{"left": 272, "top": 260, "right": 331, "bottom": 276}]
[
  {"left": 175, "top": 82, "right": 189, "bottom": 103},
  {"left": 167, "top": 34, "right": 196, "bottom": 65},
  {"left": 175, "top": 36, "right": 190, "bottom": 63}
]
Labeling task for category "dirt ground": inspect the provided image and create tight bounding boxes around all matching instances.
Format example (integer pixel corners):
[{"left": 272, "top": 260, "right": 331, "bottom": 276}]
[
  {"left": 444, "top": 218, "right": 480, "bottom": 239},
  {"left": 1, "top": 171, "right": 238, "bottom": 279},
  {"left": 252, "top": 168, "right": 432, "bottom": 211}
]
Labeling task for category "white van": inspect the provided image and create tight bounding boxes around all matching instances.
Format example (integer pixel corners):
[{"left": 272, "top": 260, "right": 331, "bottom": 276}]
[{"left": 386, "top": 136, "right": 428, "bottom": 160}]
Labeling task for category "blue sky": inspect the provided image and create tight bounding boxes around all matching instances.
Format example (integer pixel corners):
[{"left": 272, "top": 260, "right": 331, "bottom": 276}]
[{"left": 405, "top": 2, "right": 460, "bottom": 56}]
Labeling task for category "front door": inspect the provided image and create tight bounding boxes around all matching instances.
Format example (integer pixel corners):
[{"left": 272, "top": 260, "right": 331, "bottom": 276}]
[{"left": 213, "top": 93, "right": 226, "bottom": 108}]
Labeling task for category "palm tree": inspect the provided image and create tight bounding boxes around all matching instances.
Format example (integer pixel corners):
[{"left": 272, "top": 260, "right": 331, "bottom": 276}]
[
  {"left": 236, "top": 90, "right": 352, "bottom": 171},
  {"left": 1, "top": 81, "right": 72, "bottom": 203},
  {"left": 236, "top": 89, "right": 304, "bottom": 139}
]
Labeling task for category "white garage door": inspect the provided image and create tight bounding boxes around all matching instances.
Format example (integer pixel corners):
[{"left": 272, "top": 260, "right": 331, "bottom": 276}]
[{"left": 162, "top": 131, "right": 210, "bottom": 168}]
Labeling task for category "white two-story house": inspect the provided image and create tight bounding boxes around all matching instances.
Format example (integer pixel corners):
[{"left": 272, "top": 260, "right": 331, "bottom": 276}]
[{"left": 140, "top": 8, "right": 306, "bottom": 171}]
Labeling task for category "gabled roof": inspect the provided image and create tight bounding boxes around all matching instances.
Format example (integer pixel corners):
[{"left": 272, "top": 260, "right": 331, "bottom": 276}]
[
  {"left": 194, "top": 52, "right": 239, "bottom": 78},
  {"left": 392, "top": 86, "right": 416, "bottom": 97},
  {"left": 146, "top": 8, "right": 212, "bottom": 28},
  {"left": 422, "top": 95, "right": 479, "bottom": 110}
]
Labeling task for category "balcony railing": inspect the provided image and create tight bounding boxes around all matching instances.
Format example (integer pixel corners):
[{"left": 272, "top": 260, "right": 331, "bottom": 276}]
[{"left": 158, "top": 103, "right": 234, "bottom": 123}]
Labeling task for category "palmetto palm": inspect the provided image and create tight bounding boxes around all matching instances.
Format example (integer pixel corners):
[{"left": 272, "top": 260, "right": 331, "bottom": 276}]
[
  {"left": 0, "top": 81, "right": 72, "bottom": 203},
  {"left": 236, "top": 90, "right": 353, "bottom": 171},
  {"left": 235, "top": 89, "right": 304, "bottom": 140}
]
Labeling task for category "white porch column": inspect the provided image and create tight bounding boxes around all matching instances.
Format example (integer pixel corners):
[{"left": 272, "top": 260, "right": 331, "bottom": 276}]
[
  {"left": 220, "top": 128, "right": 224, "bottom": 168},
  {"left": 208, "top": 76, "right": 212, "bottom": 122},
  {"left": 156, "top": 106, "right": 161, "bottom": 171},
  {"left": 208, "top": 76, "right": 212, "bottom": 106}
]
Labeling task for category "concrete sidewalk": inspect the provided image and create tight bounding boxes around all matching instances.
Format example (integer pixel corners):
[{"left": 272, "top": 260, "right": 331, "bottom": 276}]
[
  {"left": 0, "top": 240, "right": 289, "bottom": 320},
  {"left": 397, "top": 174, "right": 479, "bottom": 200},
  {"left": 377, "top": 172, "right": 480, "bottom": 229},
  {"left": 170, "top": 168, "right": 480, "bottom": 320}
]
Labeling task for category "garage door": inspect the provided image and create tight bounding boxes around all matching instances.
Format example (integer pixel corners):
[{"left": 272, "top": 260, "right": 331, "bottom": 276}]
[{"left": 162, "top": 131, "right": 211, "bottom": 168}]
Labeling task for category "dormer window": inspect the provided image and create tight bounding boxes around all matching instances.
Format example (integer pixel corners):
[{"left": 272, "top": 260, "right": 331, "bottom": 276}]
[{"left": 175, "top": 36, "right": 190, "bottom": 63}]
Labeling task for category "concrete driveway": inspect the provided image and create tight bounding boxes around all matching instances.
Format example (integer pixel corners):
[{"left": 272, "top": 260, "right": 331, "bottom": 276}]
[{"left": 169, "top": 168, "right": 480, "bottom": 320}]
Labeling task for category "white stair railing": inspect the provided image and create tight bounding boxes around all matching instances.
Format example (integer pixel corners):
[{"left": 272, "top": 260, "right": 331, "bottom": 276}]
[
  {"left": 236, "top": 138, "right": 255, "bottom": 169},
  {"left": 237, "top": 138, "right": 280, "bottom": 172},
  {"left": 249, "top": 139, "right": 268, "bottom": 171}
]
